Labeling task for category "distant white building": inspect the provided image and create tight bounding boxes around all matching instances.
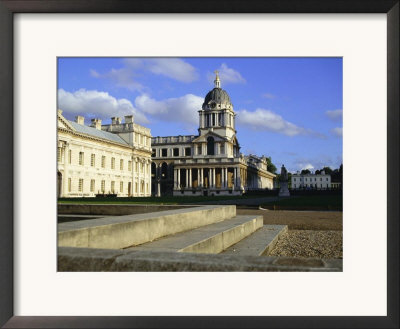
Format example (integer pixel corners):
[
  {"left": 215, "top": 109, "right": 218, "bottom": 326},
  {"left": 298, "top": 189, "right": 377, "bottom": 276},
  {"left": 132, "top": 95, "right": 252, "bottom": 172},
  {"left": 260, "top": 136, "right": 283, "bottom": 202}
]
[{"left": 291, "top": 171, "right": 331, "bottom": 189}]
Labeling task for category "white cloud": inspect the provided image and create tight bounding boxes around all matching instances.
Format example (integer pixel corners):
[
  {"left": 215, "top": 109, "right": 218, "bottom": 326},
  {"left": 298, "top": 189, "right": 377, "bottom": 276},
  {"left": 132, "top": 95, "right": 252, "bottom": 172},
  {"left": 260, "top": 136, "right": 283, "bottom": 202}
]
[
  {"left": 91, "top": 58, "right": 198, "bottom": 91},
  {"left": 90, "top": 68, "right": 144, "bottom": 92},
  {"left": 146, "top": 58, "right": 198, "bottom": 82},
  {"left": 301, "top": 163, "right": 315, "bottom": 170},
  {"left": 208, "top": 63, "right": 246, "bottom": 85},
  {"left": 134, "top": 93, "right": 203, "bottom": 128},
  {"left": 262, "top": 93, "right": 276, "bottom": 99},
  {"left": 124, "top": 58, "right": 199, "bottom": 83},
  {"left": 331, "top": 127, "right": 343, "bottom": 137},
  {"left": 289, "top": 155, "right": 342, "bottom": 173},
  {"left": 57, "top": 88, "right": 149, "bottom": 124},
  {"left": 326, "top": 109, "right": 343, "bottom": 122},
  {"left": 236, "top": 108, "right": 324, "bottom": 138}
]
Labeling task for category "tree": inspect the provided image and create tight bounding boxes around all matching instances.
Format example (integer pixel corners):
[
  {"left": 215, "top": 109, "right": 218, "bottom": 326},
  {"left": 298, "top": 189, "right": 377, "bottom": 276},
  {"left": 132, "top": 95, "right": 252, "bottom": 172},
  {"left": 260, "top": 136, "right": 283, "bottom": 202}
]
[
  {"left": 322, "top": 166, "right": 333, "bottom": 175},
  {"left": 266, "top": 157, "right": 277, "bottom": 174},
  {"left": 301, "top": 169, "right": 311, "bottom": 175}
]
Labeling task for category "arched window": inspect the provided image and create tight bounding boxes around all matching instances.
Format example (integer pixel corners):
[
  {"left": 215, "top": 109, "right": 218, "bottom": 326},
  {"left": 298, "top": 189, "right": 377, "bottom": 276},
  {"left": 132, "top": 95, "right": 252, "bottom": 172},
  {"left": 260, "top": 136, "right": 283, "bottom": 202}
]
[{"left": 207, "top": 137, "right": 215, "bottom": 155}]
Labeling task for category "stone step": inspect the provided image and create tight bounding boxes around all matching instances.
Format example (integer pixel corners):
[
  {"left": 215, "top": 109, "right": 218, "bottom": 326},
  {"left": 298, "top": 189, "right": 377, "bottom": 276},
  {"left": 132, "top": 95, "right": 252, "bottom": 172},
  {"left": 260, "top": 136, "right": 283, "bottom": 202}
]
[
  {"left": 58, "top": 205, "right": 236, "bottom": 249},
  {"left": 125, "top": 215, "right": 263, "bottom": 254},
  {"left": 222, "top": 225, "right": 288, "bottom": 256}
]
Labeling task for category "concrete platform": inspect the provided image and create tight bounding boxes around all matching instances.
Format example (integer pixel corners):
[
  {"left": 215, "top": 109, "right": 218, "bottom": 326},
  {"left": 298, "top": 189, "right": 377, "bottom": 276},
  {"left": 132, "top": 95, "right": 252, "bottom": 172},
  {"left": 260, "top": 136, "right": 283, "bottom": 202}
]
[
  {"left": 125, "top": 215, "right": 263, "bottom": 254},
  {"left": 222, "top": 225, "right": 288, "bottom": 256},
  {"left": 58, "top": 205, "right": 236, "bottom": 249},
  {"left": 58, "top": 247, "right": 343, "bottom": 272}
]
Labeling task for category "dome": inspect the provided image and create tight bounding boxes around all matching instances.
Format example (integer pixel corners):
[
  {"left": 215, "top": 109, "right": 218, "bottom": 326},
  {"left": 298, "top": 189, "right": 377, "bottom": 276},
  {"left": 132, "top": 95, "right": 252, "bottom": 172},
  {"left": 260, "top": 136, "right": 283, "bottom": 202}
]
[{"left": 202, "top": 88, "right": 231, "bottom": 108}]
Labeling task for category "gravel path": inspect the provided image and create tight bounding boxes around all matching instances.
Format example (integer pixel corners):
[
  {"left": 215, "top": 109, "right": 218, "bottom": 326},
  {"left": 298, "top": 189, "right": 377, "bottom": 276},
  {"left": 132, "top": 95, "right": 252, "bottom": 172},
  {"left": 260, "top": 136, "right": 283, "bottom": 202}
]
[{"left": 268, "top": 230, "right": 343, "bottom": 259}]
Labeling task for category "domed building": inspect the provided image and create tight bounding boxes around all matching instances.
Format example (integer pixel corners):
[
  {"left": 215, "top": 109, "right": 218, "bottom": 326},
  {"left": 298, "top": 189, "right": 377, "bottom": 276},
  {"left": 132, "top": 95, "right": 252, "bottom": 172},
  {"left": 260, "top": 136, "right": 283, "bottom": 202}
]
[{"left": 151, "top": 71, "right": 275, "bottom": 196}]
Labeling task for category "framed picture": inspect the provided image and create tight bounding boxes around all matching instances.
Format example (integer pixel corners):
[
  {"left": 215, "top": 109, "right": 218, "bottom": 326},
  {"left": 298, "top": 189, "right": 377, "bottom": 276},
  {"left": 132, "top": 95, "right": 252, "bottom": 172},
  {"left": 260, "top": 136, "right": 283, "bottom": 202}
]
[{"left": 1, "top": 1, "right": 398, "bottom": 328}]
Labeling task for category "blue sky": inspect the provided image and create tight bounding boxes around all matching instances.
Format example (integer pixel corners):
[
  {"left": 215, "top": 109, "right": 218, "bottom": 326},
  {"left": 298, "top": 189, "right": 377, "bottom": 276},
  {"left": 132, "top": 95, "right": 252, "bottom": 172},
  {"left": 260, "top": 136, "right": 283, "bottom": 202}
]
[{"left": 57, "top": 57, "right": 342, "bottom": 172}]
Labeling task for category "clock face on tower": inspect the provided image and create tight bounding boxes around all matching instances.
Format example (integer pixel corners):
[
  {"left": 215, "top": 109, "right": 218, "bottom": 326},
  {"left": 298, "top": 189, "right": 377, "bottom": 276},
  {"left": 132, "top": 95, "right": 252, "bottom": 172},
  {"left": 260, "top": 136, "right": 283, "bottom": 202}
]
[{"left": 210, "top": 102, "right": 216, "bottom": 109}]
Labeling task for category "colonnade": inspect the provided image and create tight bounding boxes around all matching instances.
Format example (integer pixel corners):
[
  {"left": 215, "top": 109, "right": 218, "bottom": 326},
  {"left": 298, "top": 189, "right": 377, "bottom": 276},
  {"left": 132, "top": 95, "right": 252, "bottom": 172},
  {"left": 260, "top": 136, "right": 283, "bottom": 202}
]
[{"left": 173, "top": 167, "right": 241, "bottom": 190}]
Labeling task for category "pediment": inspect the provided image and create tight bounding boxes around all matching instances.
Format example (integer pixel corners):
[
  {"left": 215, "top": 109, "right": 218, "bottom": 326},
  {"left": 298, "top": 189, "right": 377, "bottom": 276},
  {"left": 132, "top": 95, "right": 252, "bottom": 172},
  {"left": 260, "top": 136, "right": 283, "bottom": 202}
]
[
  {"left": 192, "top": 131, "right": 227, "bottom": 143},
  {"left": 57, "top": 110, "right": 75, "bottom": 131}
]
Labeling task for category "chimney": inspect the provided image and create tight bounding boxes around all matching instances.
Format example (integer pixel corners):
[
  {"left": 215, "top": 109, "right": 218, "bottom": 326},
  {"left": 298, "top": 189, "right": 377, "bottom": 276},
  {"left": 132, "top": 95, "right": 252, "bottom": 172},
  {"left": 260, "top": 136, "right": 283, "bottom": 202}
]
[
  {"left": 125, "top": 115, "right": 134, "bottom": 124},
  {"left": 111, "top": 117, "right": 122, "bottom": 125},
  {"left": 75, "top": 115, "right": 85, "bottom": 125},
  {"left": 90, "top": 118, "right": 102, "bottom": 130}
]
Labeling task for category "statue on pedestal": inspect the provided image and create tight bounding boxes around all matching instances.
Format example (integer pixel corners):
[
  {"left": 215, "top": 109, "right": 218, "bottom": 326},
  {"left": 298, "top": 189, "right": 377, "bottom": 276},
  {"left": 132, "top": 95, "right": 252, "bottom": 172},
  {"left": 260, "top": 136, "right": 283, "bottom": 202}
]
[{"left": 279, "top": 165, "right": 290, "bottom": 197}]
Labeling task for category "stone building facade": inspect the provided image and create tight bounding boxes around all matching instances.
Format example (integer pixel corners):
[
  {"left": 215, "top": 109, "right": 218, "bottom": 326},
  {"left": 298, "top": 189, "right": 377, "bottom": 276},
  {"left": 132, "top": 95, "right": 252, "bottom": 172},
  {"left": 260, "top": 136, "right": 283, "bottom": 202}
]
[
  {"left": 57, "top": 110, "right": 152, "bottom": 197},
  {"left": 291, "top": 171, "right": 332, "bottom": 189},
  {"left": 151, "top": 72, "right": 275, "bottom": 196}
]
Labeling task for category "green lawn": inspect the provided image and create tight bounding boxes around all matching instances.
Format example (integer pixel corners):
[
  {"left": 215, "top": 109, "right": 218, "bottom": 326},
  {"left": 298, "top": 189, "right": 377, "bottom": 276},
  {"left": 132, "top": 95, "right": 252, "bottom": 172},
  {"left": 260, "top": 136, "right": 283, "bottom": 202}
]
[
  {"left": 58, "top": 194, "right": 263, "bottom": 205},
  {"left": 261, "top": 194, "right": 342, "bottom": 210}
]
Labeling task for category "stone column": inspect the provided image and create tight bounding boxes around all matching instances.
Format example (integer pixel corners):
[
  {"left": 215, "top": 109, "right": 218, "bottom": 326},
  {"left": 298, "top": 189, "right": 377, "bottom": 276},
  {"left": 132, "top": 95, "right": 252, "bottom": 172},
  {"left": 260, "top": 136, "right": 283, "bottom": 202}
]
[
  {"left": 189, "top": 168, "right": 192, "bottom": 188},
  {"left": 185, "top": 169, "right": 189, "bottom": 188},
  {"left": 174, "top": 169, "right": 177, "bottom": 188},
  {"left": 212, "top": 168, "right": 216, "bottom": 188},
  {"left": 200, "top": 168, "right": 203, "bottom": 187},
  {"left": 177, "top": 168, "right": 181, "bottom": 188},
  {"left": 234, "top": 167, "right": 237, "bottom": 190},
  {"left": 61, "top": 143, "right": 68, "bottom": 197}
]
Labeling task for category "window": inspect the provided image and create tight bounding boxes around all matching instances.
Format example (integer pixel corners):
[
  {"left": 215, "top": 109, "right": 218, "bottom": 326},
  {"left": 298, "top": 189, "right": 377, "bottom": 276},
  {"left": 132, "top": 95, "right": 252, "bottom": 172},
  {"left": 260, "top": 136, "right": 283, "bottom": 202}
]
[
  {"left": 111, "top": 157, "right": 115, "bottom": 169},
  {"left": 101, "top": 156, "right": 106, "bottom": 168},
  {"left": 152, "top": 149, "right": 156, "bottom": 157},
  {"left": 128, "top": 161, "right": 132, "bottom": 171},
  {"left": 68, "top": 150, "right": 72, "bottom": 164},
  {"left": 162, "top": 148, "right": 168, "bottom": 157},
  {"left": 320, "top": 178, "right": 322, "bottom": 181},
  {"left": 111, "top": 181, "right": 115, "bottom": 193},
  {"left": 90, "top": 179, "right": 95, "bottom": 192},
  {"left": 326, "top": 178, "right": 329, "bottom": 181},
  {"left": 68, "top": 178, "right": 71, "bottom": 192},
  {"left": 120, "top": 181, "right": 123, "bottom": 193},
  {"left": 79, "top": 152, "right": 84, "bottom": 165},
  {"left": 78, "top": 178, "right": 83, "bottom": 192},
  {"left": 185, "top": 147, "right": 191, "bottom": 156},
  {"left": 91, "top": 154, "right": 95, "bottom": 167},
  {"left": 173, "top": 148, "right": 179, "bottom": 156},
  {"left": 207, "top": 137, "right": 214, "bottom": 155},
  {"left": 197, "top": 146, "right": 202, "bottom": 155},
  {"left": 120, "top": 159, "right": 124, "bottom": 170},
  {"left": 101, "top": 180, "right": 105, "bottom": 192},
  {"left": 220, "top": 144, "right": 224, "bottom": 154}
]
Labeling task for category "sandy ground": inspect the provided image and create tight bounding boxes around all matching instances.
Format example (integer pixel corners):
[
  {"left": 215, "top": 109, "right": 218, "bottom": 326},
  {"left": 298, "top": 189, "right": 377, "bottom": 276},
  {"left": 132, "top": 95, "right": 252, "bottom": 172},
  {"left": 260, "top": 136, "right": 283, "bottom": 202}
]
[{"left": 237, "top": 209, "right": 342, "bottom": 231}]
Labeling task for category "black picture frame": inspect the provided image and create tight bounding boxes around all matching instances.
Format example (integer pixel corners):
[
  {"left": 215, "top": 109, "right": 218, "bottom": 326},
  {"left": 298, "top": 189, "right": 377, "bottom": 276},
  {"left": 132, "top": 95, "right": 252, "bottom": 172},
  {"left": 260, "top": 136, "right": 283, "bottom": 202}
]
[{"left": 0, "top": 1, "right": 398, "bottom": 328}]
